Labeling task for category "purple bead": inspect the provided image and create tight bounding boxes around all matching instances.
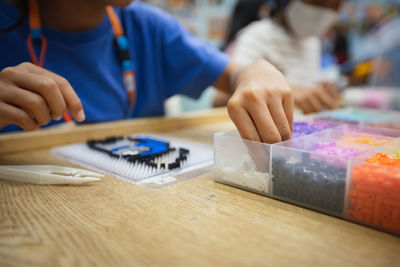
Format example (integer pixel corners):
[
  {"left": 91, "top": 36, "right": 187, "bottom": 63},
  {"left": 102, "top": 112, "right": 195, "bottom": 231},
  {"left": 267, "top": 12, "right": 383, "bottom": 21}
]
[{"left": 292, "top": 121, "right": 334, "bottom": 138}]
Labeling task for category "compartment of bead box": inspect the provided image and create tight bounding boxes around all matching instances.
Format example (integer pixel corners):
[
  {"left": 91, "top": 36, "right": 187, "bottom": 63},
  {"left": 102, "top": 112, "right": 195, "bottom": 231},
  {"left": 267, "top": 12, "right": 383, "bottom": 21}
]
[
  {"left": 214, "top": 120, "right": 339, "bottom": 195},
  {"left": 346, "top": 139, "right": 400, "bottom": 235},
  {"left": 214, "top": 130, "right": 271, "bottom": 195},
  {"left": 270, "top": 129, "right": 392, "bottom": 216},
  {"left": 215, "top": 123, "right": 400, "bottom": 235},
  {"left": 314, "top": 107, "right": 400, "bottom": 130}
]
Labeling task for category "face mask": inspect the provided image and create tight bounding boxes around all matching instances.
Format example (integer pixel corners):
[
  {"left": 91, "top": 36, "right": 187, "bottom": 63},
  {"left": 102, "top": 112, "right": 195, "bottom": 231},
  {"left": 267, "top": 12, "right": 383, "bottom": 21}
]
[{"left": 285, "top": 1, "right": 338, "bottom": 39}]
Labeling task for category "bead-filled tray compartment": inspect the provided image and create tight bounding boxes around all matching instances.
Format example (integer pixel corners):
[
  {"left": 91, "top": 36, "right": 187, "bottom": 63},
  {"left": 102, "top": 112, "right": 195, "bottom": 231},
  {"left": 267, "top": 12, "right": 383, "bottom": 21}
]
[
  {"left": 214, "top": 130, "right": 271, "bottom": 195},
  {"left": 271, "top": 127, "right": 395, "bottom": 216},
  {"left": 214, "top": 124, "right": 400, "bottom": 235},
  {"left": 347, "top": 139, "right": 400, "bottom": 235},
  {"left": 314, "top": 107, "right": 400, "bottom": 130},
  {"left": 214, "top": 120, "right": 339, "bottom": 195}
]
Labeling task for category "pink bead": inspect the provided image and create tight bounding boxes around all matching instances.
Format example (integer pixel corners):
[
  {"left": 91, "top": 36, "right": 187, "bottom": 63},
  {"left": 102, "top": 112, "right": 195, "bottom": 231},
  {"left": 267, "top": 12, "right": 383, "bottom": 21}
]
[{"left": 313, "top": 141, "right": 364, "bottom": 159}]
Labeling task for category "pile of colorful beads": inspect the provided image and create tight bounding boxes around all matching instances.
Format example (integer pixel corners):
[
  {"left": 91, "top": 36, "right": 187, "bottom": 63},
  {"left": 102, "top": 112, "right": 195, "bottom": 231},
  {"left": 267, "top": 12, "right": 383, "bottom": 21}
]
[
  {"left": 366, "top": 153, "right": 400, "bottom": 167},
  {"left": 348, "top": 152, "right": 400, "bottom": 233},
  {"left": 312, "top": 142, "right": 365, "bottom": 159},
  {"left": 341, "top": 135, "right": 388, "bottom": 146},
  {"left": 391, "top": 152, "right": 400, "bottom": 158},
  {"left": 292, "top": 122, "right": 333, "bottom": 138}
]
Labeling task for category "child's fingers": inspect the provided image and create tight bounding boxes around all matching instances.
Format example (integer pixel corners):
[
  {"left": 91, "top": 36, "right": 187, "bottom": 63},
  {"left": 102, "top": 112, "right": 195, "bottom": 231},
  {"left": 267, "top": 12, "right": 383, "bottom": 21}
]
[
  {"left": 227, "top": 99, "right": 262, "bottom": 142},
  {"left": 315, "top": 88, "right": 337, "bottom": 110},
  {"left": 227, "top": 101, "right": 271, "bottom": 172},
  {"left": 0, "top": 102, "right": 37, "bottom": 131},
  {"left": 323, "top": 82, "right": 340, "bottom": 98},
  {"left": 268, "top": 98, "right": 292, "bottom": 141},
  {"left": 297, "top": 97, "right": 313, "bottom": 114},
  {"left": 8, "top": 69, "right": 67, "bottom": 120},
  {"left": 54, "top": 77, "right": 85, "bottom": 122},
  {"left": 246, "top": 100, "right": 283, "bottom": 144},
  {"left": 2, "top": 86, "right": 52, "bottom": 126},
  {"left": 306, "top": 93, "right": 324, "bottom": 113},
  {"left": 18, "top": 63, "right": 85, "bottom": 122},
  {"left": 282, "top": 94, "right": 294, "bottom": 132}
]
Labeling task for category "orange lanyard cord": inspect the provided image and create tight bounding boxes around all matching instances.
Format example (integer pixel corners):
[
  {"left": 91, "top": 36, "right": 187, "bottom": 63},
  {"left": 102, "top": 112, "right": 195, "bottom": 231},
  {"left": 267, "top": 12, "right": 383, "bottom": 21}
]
[
  {"left": 27, "top": 35, "right": 47, "bottom": 67},
  {"left": 28, "top": 0, "right": 72, "bottom": 124},
  {"left": 106, "top": 6, "right": 124, "bottom": 36},
  {"left": 106, "top": 6, "right": 137, "bottom": 117},
  {"left": 28, "top": 2, "right": 136, "bottom": 122}
]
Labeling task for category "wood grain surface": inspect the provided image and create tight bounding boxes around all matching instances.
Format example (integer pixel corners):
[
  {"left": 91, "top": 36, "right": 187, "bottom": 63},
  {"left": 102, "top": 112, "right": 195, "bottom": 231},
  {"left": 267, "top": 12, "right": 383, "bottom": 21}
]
[{"left": 0, "top": 110, "right": 400, "bottom": 267}]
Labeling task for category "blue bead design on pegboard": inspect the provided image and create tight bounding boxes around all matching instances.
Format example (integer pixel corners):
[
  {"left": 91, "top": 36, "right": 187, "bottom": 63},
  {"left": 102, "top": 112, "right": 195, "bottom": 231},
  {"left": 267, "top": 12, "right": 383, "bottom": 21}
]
[{"left": 87, "top": 136, "right": 190, "bottom": 170}]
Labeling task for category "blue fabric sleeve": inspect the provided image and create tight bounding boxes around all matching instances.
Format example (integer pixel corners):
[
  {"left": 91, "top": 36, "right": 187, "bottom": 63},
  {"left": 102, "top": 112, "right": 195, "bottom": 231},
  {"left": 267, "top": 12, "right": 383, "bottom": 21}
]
[{"left": 156, "top": 12, "right": 231, "bottom": 99}]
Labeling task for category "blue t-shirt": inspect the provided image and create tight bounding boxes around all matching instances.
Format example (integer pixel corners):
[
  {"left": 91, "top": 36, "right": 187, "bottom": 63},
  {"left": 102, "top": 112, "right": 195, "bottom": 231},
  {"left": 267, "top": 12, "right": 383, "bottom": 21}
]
[{"left": 0, "top": 0, "right": 230, "bottom": 132}]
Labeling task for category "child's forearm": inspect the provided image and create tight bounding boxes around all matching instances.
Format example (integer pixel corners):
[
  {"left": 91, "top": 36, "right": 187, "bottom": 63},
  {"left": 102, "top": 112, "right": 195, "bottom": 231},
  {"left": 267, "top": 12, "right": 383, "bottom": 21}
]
[{"left": 213, "top": 61, "right": 241, "bottom": 95}]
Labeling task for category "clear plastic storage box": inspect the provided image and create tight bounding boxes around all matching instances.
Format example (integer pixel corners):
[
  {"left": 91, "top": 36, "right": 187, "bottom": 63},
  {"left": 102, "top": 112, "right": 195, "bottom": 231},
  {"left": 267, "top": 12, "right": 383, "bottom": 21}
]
[
  {"left": 214, "top": 130, "right": 271, "bottom": 195},
  {"left": 214, "top": 123, "right": 400, "bottom": 235},
  {"left": 214, "top": 120, "right": 339, "bottom": 195}
]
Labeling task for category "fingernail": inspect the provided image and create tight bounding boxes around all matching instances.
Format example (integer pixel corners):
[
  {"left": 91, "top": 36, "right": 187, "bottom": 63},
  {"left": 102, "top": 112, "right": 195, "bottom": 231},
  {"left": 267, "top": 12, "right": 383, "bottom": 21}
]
[
  {"left": 56, "top": 116, "right": 62, "bottom": 121},
  {"left": 76, "top": 110, "right": 85, "bottom": 122}
]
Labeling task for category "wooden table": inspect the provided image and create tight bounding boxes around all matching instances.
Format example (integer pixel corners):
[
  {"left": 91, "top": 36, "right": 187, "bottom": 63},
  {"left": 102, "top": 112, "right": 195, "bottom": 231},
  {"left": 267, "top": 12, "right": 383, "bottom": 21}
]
[{"left": 1, "top": 108, "right": 399, "bottom": 267}]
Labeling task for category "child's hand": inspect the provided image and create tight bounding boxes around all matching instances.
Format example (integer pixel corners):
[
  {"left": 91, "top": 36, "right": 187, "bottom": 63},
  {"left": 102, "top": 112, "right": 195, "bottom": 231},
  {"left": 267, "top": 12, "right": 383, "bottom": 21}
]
[
  {"left": 293, "top": 83, "right": 340, "bottom": 114},
  {"left": 227, "top": 60, "right": 293, "bottom": 143},
  {"left": 0, "top": 63, "right": 85, "bottom": 131}
]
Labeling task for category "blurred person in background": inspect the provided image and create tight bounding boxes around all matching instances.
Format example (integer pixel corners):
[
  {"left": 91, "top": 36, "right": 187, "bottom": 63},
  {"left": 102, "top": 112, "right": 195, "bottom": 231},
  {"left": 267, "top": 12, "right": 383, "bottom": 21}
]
[
  {"left": 222, "top": 0, "right": 270, "bottom": 52},
  {"left": 339, "top": 6, "right": 400, "bottom": 110},
  {"left": 215, "top": 0, "right": 343, "bottom": 114},
  {"left": 342, "top": 1, "right": 400, "bottom": 87}
]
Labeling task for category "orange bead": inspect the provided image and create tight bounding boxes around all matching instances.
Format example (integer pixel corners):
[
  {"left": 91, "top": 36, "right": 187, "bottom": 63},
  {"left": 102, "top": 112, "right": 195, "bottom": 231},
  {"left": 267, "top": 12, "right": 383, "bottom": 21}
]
[
  {"left": 341, "top": 135, "right": 388, "bottom": 146},
  {"left": 348, "top": 154, "right": 400, "bottom": 234}
]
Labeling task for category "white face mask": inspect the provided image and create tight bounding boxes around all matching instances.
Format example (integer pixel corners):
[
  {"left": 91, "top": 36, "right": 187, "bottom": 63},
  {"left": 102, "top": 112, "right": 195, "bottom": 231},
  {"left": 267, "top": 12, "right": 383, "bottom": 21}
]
[{"left": 285, "top": 1, "right": 338, "bottom": 39}]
